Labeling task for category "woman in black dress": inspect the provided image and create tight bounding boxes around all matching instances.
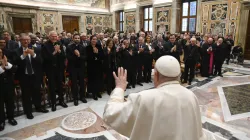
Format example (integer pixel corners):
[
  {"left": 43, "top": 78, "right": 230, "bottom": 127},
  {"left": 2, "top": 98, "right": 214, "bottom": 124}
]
[
  {"left": 103, "top": 39, "right": 117, "bottom": 95},
  {"left": 86, "top": 35, "right": 104, "bottom": 100}
]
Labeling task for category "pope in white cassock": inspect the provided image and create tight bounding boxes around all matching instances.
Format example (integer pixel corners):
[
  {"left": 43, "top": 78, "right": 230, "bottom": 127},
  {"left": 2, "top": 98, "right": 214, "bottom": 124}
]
[{"left": 103, "top": 56, "right": 206, "bottom": 140}]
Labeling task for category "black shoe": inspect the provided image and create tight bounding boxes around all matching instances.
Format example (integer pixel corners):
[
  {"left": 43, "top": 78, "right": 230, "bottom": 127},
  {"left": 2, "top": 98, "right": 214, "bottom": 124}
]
[
  {"left": 182, "top": 81, "right": 187, "bottom": 84},
  {"left": 132, "top": 85, "right": 135, "bottom": 88},
  {"left": 59, "top": 101, "right": 68, "bottom": 108},
  {"left": 145, "top": 81, "right": 149, "bottom": 83},
  {"left": 149, "top": 80, "right": 152, "bottom": 83},
  {"left": 8, "top": 119, "right": 17, "bottom": 126},
  {"left": 137, "top": 83, "right": 143, "bottom": 86},
  {"left": 36, "top": 108, "right": 49, "bottom": 113},
  {"left": 51, "top": 104, "right": 56, "bottom": 112},
  {"left": 93, "top": 96, "right": 98, "bottom": 100},
  {"left": 126, "top": 86, "right": 131, "bottom": 89},
  {"left": 26, "top": 113, "right": 34, "bottom": 119},
  {"left": 0, "top": 122, "right": 5, "bottom": 131},
  {"left": 219, "top": 74, "right": 223, "bottom": 77},
  {"left": 188, "top": 82, "right": 192, "bottom": 85},
  {"left": 74, "top": 100, "right": 78, "bottom": 106},
  {"left": 80, "top": 98, "right": 87, "bottom": 103},
  {"left": 97, "top": 93, "right": 102, "bottom": 98}
]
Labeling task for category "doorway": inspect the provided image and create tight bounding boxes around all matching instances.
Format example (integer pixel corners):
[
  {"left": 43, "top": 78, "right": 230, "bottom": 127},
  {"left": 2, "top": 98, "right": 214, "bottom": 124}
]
[
  {"left": 12, "top": 17, "right": 33, "bottom": 34},
  {"left": 62, "top": 16, "right": 79, "bottom": 33},
  {"left": 244, "top": 12, "right": 250, "bottom": 60}
]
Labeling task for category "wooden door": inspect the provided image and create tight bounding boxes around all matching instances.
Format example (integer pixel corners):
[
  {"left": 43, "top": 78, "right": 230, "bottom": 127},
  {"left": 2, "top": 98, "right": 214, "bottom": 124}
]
[
  {"left": 62, "top": 16, "right": 79, "bottom": 33},
  {"left": 12, "top": 17, "right": 33, "bottom": 34},
  {"left": 244, "top": 13, "right": 250, "bottom": 60}
]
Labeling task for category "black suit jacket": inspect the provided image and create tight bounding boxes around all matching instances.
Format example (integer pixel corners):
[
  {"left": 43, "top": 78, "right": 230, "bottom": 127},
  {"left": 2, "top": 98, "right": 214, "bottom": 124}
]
[
  {"left": 66, "top": 43, "right": 87, "bottom": 73},
  {"left": 6, "top": 40, "right": 19, "bottom": 62},
  {"left": 15, "top": 47, "right": 43, "bottom": 80},
  {"left": 166, "top": 41, "right": 183, "bottom": 62},
  {"left": 41, "top": 40, "right": 66, "bottom": 73},
  {"left": 152, "top": 40, "right": 169, "bottom": 60},
  {"left": 80, "top": 40, "right": 90, "bottom": 48},
  {"left": 136, "top": 44, "right": 149, "bottom": 65},
  {"left": 183, "top": 44, "right": 199, "bottom": 64}
]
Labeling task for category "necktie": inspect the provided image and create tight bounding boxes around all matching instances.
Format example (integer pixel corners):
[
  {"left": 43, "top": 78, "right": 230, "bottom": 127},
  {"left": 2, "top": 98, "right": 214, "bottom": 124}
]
[{"left": 26, "top": 55, "right": 33, "bottom": 75}]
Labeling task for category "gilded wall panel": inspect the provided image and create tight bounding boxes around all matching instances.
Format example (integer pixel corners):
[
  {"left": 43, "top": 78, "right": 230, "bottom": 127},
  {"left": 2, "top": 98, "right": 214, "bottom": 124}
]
[
  {"left": 201, "top": 0, "right": 241, "bottom": 43},
  {"left": 154, "top": 7, "right": 171, "bottom": 34},
  {"left": 84, "top": 14, "right": 112, "bottom": 34},
  {"left": 125, "top": 11, "right": 136, "bottom": 33}
]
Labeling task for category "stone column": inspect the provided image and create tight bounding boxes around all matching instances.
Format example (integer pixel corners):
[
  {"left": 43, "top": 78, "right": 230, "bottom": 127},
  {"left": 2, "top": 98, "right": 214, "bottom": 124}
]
[
  {"left": 79, "top": 15, "right": 85, "bottom": 33},
  {"left": 170, "top": 0, "right": 181, "bottom": 33},
  {"left": 196, "top": 0, "right": 202, "bottom": 33},
  {"left": 112, "top": 12, "right": 116, "bottom": 30},
  {"left": 135, "top": 5, "right": 140, "bottom": 32}
]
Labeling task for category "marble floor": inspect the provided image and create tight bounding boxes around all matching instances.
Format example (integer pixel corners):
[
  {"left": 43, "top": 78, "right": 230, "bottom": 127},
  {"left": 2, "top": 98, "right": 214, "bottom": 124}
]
[{"left": 1, "top": 62, "right": 250, "bottom": 140}]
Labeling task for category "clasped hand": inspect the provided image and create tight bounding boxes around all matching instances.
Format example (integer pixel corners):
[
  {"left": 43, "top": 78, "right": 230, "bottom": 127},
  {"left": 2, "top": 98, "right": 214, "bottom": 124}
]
[
  {"left": 74, "top": 50, "right": 80, "bottom": 57},
  {"left": 23, "top": 49, "right": 35, "bottom": 56},
  {"left": 0, "top": 55, "right": 7, "bottom": 68},
  {"left": 53, "top": 45, "right": 61, "bottom": 54}
]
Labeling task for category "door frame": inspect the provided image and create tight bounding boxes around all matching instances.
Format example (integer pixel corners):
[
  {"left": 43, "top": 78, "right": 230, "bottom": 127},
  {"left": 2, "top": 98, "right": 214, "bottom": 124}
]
[
  {"left": 5, "top": 12, "right": 36, "bottom": 33},
  {"left": 62, "top": 15, "right": 80, "bottom": 33}
]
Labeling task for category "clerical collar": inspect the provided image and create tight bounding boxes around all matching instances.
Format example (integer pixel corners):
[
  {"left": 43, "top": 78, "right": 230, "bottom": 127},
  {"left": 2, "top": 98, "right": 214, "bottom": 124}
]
[{"left": 157, "top": 80, "right": 180, "bottom": 88}]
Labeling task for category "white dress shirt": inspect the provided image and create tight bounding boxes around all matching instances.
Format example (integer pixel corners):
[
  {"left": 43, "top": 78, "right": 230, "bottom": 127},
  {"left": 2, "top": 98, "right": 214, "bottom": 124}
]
[
  {"left": 20, "top": 47, "right": 36, "bottom": 75},
  {"left": 0, "top": 62, "right": 13, "bottom": 74}
]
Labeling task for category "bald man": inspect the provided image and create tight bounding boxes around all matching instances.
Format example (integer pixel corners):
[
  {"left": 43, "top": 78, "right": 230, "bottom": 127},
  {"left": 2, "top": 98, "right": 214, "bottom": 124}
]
[
  {"left": 200, "top": 38, "right": 215, "bottom": 77},
  {"left": 183, "top": 38, "right": 199, "bottom": 85},
  {"left": 103, "top": 56, "right": 205, "bottom": 140},
  {"left": 41, "top": 31, "right": 68, "bottom": 111},
  {"left": 213, "top": 38, "right": 225, "bottom": 77},
  {"left": 80, "top": 33, "right": 89, "bottom": 48}
]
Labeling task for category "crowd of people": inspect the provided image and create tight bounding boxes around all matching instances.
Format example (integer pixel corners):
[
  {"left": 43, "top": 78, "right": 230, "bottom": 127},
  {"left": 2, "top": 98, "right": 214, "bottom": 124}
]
[{"left": 0, "top": 29, "right": 241, "bottom": 131}]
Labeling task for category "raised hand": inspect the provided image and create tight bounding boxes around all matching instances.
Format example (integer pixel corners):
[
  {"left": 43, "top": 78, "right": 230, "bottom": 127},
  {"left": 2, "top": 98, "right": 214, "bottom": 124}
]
[
  {"left": 74, "top": 50, "right": 80, "bottom": 57},
  {"left": 27, "top": 49, "right": 35, "bottom": 56},
  {"left": 113, "top": 67, "right": 127, "bottom": 91}
]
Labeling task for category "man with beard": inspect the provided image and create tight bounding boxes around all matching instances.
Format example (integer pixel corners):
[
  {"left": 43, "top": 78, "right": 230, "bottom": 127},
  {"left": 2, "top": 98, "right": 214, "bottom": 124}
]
[
  {"left": 42, "top": 31, "right": 68, "bottom": 111},
  {"left": 167, "top": 34, "right": 182, "bottom": 63},
  {"left": 200, "top": 38, "right": 215, "bottom": 77},
  {"left": 183, "top": 38, "right": 199, "bottom": 85},
  {"left": 15, "top": 35, "right": 49, "bottom": 119},
  {"left": 152, "top": 34, "right": 169, "bottom": 60},
  {"left": 66, "top": 34, "right": 87, "bottom": 106},
  {"left": 214, "top": 38, "right": 225, "bottom": 77},
  {"left": 0, "top": 37, "right": 17, "bottom": 131}
]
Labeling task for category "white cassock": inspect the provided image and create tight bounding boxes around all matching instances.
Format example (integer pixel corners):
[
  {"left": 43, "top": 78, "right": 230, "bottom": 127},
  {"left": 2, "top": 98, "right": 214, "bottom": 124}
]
[{"left": 103, "top": 81, "right": 206, "bottom": 140}]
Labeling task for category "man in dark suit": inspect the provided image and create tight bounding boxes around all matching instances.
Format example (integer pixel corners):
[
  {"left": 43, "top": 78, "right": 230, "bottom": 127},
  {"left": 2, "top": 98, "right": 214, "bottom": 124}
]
[
  {"left": 183, "top": 38, "right": 199, "bottom": 85},
  {"left": 152, "top": 34, "right": 169, "bottom": 60},
  {"left": 0, "top": 37, "right": 17, "bottom": 131},
  {"left": 42, "top": 31, "right": 68, "bottom": 111},
  {"left": 15, "top": 35, "right": 48, "bottom": 119},
  {"left": 136, "top": 37, "right": 148, "bottom": 85},
  {"left": 2, "top": 31, "right": 19, "bottom": 61},
  {"left": 97, "top": 33, "right": 104, "bottom": 47},
  {"left": 66, "top": 34, "right": 87, "bottom": 106},
  {"left": 80, "top": 33, "right": 89, "bottom": 48},
  {"left": 167, "top": 34, "right": 183, "bottom": 63}
]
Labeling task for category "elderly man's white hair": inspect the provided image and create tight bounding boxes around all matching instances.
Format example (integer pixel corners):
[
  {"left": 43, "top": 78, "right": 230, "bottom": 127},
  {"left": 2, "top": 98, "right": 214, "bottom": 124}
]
[
  {"left": 81, "top": 33, "right": 87, "bottom": 36},
  {"left": 140, "top": 32, "right": 145, "bottom": 36},
  {"left": 49, "top": 31, "right": 57, "bottom": 36},
  {"left": 190, "top": 38, "right": 196, "bottom": 41},
  {"left": 157, "top": 34, "right": 163, "bottom": 39},
  {"left": 208, "top": 38, "right": 213, "bottom": 41},
  {"left": 113, "top": 36, "right": 118, "bottom": 40},
  {"left": 20, "top": 33, "right": 30, "bottom": 39}
]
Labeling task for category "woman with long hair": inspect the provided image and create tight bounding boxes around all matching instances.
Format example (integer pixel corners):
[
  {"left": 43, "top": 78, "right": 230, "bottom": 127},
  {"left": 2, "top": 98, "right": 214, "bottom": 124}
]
[
  {"left": 86, "top": 35, "right": 104, "bottom": 100},
  {"left": 103, "top": 38, "right": 117, "bottom": 95},
  {"left": 144, "top": 36, "right": 154, "bottom": 83}
]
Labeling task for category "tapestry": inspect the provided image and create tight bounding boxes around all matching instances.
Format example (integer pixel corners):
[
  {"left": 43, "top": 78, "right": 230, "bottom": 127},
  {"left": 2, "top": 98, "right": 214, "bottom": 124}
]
[
  {"left": 229, "top": 22, "right": 236, "bottom": 39},
  {"left": 156, "top": 10, "right": 169, "bottom": 22},
  {"left": 94, "top": 26, "right": 102, "bottom": 33},
  {"left": 210, "top": 22, "right": 226, "bottom": 36},
  {"left": 157, "top": 24, "right": 168, "bottom": 33},
  {"left": 202, "top": 23, "right": 208, "bottom": 35},
  {"left": 202, "top": 5, "right": 209, "bottom": 22},
  {"left": 126, "top": 26, "right": 135, "bottom": 33},
  {"left": 125, "top": 13, "right": 135, "bottom": 25},
  {"left": 86, "top": 16, "right": 93, "bottom": 25},
  {"left": 44, "top": 26, "right": 54, "bottom": 35},
  {"left": 103, "top": 16, "right": 110, "bottom": 27},
  {"left": 94, "top": 16, "right": 103, "bottom": 26},
  {"left": 43, "top": 13, "right": 53, "bottom": 24},
  {"left": 211, "top": 4, "right": 228, "bottom": 20}
]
